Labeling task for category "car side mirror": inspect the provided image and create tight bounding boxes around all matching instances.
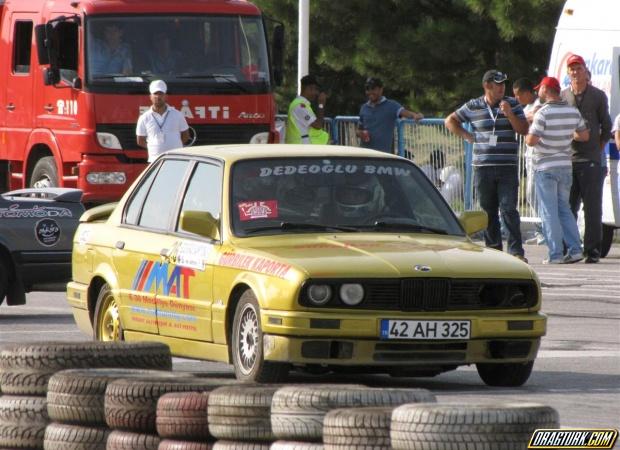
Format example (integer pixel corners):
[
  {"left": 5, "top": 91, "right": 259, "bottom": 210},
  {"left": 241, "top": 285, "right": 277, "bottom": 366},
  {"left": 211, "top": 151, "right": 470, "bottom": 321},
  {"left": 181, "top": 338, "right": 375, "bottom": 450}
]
[
  {"left": 458, "top": 210, "right": 487, "bottom": 236},
  {"left": 180, "top": 211, "right": 220, "bottom": 241}
]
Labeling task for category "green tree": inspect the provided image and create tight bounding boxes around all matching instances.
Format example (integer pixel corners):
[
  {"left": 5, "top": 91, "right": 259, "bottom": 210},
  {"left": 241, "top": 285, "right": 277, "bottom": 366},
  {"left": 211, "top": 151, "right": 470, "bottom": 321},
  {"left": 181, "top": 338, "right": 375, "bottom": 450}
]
[{"left": 256, "top": 0, "right": 564, "bottom": 116}]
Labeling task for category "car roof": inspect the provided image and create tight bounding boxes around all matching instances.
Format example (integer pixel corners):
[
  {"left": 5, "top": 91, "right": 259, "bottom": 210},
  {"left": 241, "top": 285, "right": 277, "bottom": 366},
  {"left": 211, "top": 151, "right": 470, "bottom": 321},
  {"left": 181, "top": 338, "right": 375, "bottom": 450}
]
[{"left": 165, "top": 144, "right": 406, "bottom": 164}]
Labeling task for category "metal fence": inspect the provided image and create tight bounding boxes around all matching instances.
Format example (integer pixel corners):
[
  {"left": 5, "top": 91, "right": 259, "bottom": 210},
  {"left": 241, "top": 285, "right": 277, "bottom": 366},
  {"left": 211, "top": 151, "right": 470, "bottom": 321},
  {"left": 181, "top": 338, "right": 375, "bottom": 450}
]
[{"left": 275, "top": 114, "right": 539, "bottom": 221}]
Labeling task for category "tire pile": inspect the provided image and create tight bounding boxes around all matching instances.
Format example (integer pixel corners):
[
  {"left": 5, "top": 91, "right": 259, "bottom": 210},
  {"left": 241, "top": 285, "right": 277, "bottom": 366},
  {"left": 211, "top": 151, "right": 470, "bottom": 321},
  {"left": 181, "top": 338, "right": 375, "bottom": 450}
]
[{"left": 0, "top": 341, "right": 561, "bottom": 449}]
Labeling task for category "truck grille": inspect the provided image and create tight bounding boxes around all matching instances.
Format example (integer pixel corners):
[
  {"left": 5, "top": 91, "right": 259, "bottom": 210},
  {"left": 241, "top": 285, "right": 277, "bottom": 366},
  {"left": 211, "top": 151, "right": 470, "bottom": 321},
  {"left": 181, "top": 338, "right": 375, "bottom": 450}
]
[{"left": 97, "top": 123, "right": 270, "bottom": 150}]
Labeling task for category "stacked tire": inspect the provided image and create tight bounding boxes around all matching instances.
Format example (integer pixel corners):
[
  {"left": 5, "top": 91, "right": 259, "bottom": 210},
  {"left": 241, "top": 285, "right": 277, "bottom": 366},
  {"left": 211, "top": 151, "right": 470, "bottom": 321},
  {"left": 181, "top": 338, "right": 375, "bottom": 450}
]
[
  {"left": 270, "top": 385, "right": 435, "bottom": 449},
  {"left": 156, "top": 391, "right": 213, "bottom": 450},
  {"left": 0, "top": 341, "right": 172, "bottom": 450}
]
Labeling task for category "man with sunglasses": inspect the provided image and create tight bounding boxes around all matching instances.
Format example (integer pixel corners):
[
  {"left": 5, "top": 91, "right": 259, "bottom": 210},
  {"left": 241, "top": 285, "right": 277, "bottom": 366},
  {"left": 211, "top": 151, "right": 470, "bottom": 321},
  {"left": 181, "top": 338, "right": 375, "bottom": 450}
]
[
  {"left": 445, "top": 70, "right": 529, "bottom": 262},
  {"left": 356, "top": 77, "right": 424, "bottom": 153}
]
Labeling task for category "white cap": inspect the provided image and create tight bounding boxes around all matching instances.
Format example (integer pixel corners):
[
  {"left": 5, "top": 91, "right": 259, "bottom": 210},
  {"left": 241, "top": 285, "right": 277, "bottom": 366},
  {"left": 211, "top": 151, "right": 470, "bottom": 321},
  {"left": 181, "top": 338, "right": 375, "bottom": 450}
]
[{"left": 149, "top": 79, "right": 167, "bottom": 94}]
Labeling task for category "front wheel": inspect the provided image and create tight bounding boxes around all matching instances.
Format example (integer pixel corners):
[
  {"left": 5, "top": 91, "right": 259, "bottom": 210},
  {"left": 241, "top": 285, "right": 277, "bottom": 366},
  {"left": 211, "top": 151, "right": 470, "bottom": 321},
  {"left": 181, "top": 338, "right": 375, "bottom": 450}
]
[
  {"left": 93, "top": 283, "right": 123, "bottom": 342},
  {"left": 231, "top": 290, "right": 288, "bottom": 383},
  {"left": 601, "top": 224, "right": 616, "bottom": 258},
  {"left": 476, "top": 361, "right": 534, "bottom": 387},
  {"left": 30, "top": 156, "right": 58, "bottom": 189}
]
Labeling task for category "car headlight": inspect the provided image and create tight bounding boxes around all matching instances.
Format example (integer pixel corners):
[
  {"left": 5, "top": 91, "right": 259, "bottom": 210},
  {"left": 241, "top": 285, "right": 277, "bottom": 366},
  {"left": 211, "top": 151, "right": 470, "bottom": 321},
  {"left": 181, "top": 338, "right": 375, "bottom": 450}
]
[
  {"left": 249, "top": 132, "right": 269, "bottom": 144},
  {"left": 307, "top": 284, "right": 332, "bottom": 305},
  {"left": 96, "top": 132, "right": 122, "bottom": 150},
  {"left": 339, "top": 283, "right": 364, "bottom": 306}
]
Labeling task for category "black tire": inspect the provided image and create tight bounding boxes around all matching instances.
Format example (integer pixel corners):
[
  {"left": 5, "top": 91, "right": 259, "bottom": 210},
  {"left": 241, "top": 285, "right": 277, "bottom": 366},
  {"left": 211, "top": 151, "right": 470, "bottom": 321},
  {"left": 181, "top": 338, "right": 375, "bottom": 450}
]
[
  {"left": 0, "top": 160, "right": 8, "bottom": 192},
  {"left": 0, "top": 342, "right": 172, "bottom": 395},
  {"left": 0, "top": 395, "right": 48, "bottom": 449},
  {"left": 231, "top": 290, "right": 289, "bottom": 383},
  {"left": 0, "top": 257, "right": 8, "bottom": 306},
  {"left": 156, "top": 392, "right": 211, "bottom": 440},
  {"left": 323, "top": 407, "right": 393, "bottom": 450},
  {"left": 271, "top": 386, "right": 435, "bottom": 442},
  {"left": 93, "top": 283, "right": 123, "bottom": 342},
  {"left": 106, "top": 430, "right": 160, "bottom": 450},
  {"left": 47, "top": 369, "right": 176, "bottom": 426},
  {"left": 105, "top": 377, "right": 236, "bottom": 433},
  {"left": 212, "top": 442, "right": 270, "bottom": 450},
  {"left": 158, "top": 441, "right": 214, "bottom": 450},
  {"left": 43, "top": 423, "right": 110, "bottom": 450},
  {"left": 271, "top": 442, "right": 324, "bottom": 450},
  {"left": 601, "top": 224, "right": 615, "bottom": 258},
  {"left": 30, "top": 156, "right": 58, "bottom": 189},
  {"left": 476, "top": 360, "right": 534, "bottom": 387},
  {"left": 390, "top": 402, "right": 559, "bottom": 450}
]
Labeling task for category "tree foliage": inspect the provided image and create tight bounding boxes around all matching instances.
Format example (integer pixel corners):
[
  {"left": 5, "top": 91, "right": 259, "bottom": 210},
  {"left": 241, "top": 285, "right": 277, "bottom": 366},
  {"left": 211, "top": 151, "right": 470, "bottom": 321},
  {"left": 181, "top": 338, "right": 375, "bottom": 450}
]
[{"left": 256, "top": 0, "right": 564, "bottom": 116}]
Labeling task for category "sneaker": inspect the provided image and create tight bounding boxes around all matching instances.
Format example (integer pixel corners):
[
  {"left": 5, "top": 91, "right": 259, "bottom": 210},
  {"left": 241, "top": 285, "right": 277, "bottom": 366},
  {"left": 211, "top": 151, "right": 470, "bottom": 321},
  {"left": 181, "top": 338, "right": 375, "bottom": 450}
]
[
  {"left": 543, "top": 258, "right": 563, "bottom": 264},
  {"left": 585, "top": 255, "right": 600, "bottom": 264},
  {"left": 562, "top": 253, "right": 584, "bottom": 264},
  {"left": 525, "top": 236, "right": 539, "bottom": 245},
  {"left": 514, "top": 254, "right": 529, "bottom": 263}
]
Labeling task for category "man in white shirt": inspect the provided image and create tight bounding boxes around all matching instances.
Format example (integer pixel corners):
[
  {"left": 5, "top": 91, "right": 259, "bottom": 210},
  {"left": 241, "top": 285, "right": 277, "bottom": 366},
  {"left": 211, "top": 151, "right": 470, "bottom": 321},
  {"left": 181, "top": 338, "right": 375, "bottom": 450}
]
[{"left": 136, "top": 80, "right": 190, "bottom": 162}]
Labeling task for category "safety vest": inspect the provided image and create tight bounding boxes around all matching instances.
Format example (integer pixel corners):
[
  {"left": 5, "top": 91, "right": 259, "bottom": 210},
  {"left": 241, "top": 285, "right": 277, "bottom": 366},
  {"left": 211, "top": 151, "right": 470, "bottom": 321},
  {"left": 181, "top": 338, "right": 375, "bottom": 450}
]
[{"left": 285, "top": 97, "right": 329, "bottom": 145}]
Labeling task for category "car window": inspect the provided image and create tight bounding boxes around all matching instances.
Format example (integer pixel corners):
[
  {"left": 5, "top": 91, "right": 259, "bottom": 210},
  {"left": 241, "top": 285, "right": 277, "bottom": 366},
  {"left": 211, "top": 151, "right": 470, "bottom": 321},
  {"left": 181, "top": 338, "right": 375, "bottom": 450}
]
[
  {"left": 138, "top": 159, "right": 190, "bottom": 230},
  {"left": 124, "top": 163, "right": 159, "bottom": 225},
  {"left": 176, "top": 162, "right": 222, "bottom": 232}
]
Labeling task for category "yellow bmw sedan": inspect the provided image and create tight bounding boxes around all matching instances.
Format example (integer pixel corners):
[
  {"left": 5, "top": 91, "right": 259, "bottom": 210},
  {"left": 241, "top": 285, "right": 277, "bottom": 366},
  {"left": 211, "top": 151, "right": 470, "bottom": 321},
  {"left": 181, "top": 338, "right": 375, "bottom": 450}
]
[{"left": 67, "top": 145, "right": 545, "bottom": 385}]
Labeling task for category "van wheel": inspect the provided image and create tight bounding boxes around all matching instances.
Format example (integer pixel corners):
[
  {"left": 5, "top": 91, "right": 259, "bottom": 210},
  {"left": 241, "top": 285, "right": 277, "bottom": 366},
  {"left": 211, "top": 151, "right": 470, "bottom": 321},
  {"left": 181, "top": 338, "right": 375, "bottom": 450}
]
[
  {"left": 601, "top": 224, "right": 615, "bottom": 258},
  {"left": 231, "top": 290, "right": 288, "bottom": 383},
  {"left": 476, "top": 361, "right": 534, "bottom": 387},
  {"left": 94, "top": 283, "right": 123, "bottom": 342},
  {"left": 0, "top": 258, "right": 7, "bottom": 306},
  {"left": 30, "top": 156, "right": 58, "bottom": 188}
]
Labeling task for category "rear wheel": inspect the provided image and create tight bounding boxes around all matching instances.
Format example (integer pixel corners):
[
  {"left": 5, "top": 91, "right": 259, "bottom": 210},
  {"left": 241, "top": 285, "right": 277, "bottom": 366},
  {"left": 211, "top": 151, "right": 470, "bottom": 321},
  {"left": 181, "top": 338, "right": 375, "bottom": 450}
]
[
  {"left": 30, "top": 156, "right": 58, "bottom": 188},
  {"left": 94, "top": 283, "right": 123, "bottom": 342},
  {"left": 231, "top": 290, "right": 288, "bottom": 383},
  {"left": 476, "top": 361, "right": 534, "bottom": 387},
  {"left": 601, "top": 224, "right": 616, "bottom": 258}
]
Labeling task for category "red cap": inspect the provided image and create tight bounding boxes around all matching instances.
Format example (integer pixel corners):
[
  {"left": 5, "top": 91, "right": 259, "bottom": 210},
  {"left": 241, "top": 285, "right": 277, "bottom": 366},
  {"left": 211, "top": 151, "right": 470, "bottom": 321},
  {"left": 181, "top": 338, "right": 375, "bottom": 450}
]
[
  {"left": 566, "top": 54, "right": 586, "bottom": 67},
  {"left": 534, "top": 76, "right": 561, "bottom": 92}
]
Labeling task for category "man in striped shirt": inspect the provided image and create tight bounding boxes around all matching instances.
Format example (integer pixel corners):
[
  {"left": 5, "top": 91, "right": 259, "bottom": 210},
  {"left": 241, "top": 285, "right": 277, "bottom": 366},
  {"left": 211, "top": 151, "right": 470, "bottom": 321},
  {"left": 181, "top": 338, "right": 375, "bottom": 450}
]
[
  {"left": 525, "top": 77, "right": 589, "bottom": 264},
  {"left": 445, "top": 70, "right": 529, "bottom": 262}
]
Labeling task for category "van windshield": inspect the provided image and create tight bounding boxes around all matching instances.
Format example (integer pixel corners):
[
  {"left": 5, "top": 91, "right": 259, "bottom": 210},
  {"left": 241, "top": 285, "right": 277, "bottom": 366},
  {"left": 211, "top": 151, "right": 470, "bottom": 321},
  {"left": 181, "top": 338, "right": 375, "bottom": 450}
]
[{"left": 85, "top": 15, "right": 271, "bottom": 93}]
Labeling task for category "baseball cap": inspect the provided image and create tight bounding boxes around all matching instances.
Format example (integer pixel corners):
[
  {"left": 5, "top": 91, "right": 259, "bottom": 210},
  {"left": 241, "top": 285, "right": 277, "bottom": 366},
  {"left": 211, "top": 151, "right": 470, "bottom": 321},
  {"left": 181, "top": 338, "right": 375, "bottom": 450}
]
[
  {"left": 534, "top": 76, "right": 561, "bottom": 92},
  {"left": 566, "top": 54, "right": 586, "bottom": 67},
  {"left": 365, "top": 77, "right": 383, "bottom": 89},
  {"left": 300, "top": 74, "right": 321, "bottom": 88},
  {"left": 149, "top": 79, "right": 167, "bottom": 94},
  {"left": 482, "top": 70, "right": 508, "bottom": 84}
]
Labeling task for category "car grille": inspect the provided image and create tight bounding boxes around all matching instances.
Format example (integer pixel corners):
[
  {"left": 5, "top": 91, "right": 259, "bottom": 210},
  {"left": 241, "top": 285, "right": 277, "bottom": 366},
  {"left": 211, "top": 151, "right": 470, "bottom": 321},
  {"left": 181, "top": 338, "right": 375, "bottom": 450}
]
[
  {"left": 96, "top": 123, "right": 270, "bottom": 150},
  {"left": 373, "top": 341, "right": 468, "bottom": 362}
]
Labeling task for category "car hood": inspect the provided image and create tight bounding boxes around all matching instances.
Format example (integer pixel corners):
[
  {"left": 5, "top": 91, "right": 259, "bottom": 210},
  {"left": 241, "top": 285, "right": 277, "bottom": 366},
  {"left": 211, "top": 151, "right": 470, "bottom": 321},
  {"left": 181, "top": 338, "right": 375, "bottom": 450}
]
[{"left": 235, "top": 234, "right": 534, "bottom": 279}]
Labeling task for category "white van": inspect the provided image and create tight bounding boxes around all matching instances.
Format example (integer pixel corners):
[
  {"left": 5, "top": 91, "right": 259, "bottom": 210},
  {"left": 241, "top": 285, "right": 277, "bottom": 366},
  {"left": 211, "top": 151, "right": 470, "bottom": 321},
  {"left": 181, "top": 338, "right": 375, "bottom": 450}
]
[{"left": 548, "top": 0, "right": 620, "bottom": 256}]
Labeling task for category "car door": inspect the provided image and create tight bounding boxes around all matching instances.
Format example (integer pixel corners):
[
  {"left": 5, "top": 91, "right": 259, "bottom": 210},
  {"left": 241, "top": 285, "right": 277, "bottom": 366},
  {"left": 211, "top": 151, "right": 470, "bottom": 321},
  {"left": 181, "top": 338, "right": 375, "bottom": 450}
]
[
  {"left": 155, "top": 160, "right": 223, "bottom": 342},
  {"left": 112, "top": 158, "right": 191, "bottom": 335}
]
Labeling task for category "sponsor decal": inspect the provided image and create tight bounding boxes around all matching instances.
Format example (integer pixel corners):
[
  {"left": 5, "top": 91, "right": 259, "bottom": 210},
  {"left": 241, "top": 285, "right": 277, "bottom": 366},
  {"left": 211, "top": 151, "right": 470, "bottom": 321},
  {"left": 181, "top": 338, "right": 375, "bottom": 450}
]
[
  {"left": 238, "top": 112, "right": 266, "bottom": 119},
  {"left": 238, "top": 200, "right": 278, "bottom": 221},
  {"left": 168, "top": 241, "right": 213, "bottom": 271},
  {"left": 77, "top": 229, "right": 92, "bottom": 245},
  {"left": 131, "top": 260, "right": 196, "bottom": 298},
  {"left": 140, "top": 101, "right": 230, "bottom": 120},
  {"left": 219, "top": 251, "right": 291, "bottom": 278},
  {"left": 34, "top": 219, "right": 61, "bottom": 247},
  {"left": 258, "top": 161, "right": 410, "bottom": 177},
  {"left": 528, "top": 428, "right": 618, "bottom": 449},
  {"left": 0, "top": 204, "right": 73, "bottom": 218}
]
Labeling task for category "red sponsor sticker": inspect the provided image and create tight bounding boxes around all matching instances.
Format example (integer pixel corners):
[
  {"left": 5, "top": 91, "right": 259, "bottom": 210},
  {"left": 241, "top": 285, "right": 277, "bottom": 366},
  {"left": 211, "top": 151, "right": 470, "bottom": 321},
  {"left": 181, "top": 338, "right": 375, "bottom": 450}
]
[{"left": 238, "top": 200, "right": 278, "bottom": 221}]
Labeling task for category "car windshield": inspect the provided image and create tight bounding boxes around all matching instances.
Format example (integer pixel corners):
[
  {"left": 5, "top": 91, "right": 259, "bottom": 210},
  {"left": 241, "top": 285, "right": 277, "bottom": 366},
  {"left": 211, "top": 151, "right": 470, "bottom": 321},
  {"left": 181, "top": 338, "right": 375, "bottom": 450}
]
[
  {"left": 230, "top": 157, "right": 465, "bottom": 237},
  {"left": 85, "top": 15, "right": 270, "bottom": 93}
]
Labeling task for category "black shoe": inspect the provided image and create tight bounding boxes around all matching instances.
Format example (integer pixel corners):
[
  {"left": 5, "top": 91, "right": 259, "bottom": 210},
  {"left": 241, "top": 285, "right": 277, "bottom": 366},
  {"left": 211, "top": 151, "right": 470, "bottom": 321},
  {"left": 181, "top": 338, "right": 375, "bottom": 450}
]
[{"left": 585, "top": 255, "right": 600, "bottom": 264}]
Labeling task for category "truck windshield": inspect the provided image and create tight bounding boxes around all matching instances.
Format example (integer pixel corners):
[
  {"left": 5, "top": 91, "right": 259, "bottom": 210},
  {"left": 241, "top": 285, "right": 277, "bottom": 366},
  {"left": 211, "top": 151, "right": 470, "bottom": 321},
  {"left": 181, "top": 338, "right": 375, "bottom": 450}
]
[{"left": 85, "top": 15, "right": 271, "bottom": 93}]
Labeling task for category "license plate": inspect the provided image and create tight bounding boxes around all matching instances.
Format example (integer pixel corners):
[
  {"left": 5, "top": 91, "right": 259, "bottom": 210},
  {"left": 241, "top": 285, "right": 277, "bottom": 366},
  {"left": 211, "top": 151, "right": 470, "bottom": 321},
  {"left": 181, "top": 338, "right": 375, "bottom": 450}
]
[{"left": 380, "top": 319, "right": 471, "bottom": 340}]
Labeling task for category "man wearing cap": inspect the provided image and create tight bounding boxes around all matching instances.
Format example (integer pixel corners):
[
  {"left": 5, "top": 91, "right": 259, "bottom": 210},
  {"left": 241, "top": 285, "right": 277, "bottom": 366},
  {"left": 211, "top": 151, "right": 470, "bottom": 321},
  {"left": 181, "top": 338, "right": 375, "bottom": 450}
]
[
  {"left": 136, "top": 80, "right": 190, "bottom": 163},
  {"left": 285, "top": 75, "right": 329, "bottom": 145},
  {"left": 445, "top": 70, "right": 529, "bottom": 262},
  {"left": 526, "top": 77, "right": 589, "bottom": 264},
  {"left": 561, "top": 54, "right": 612, "bottom": 263},
  {"left": 356, "top": 77, "right": 424, "bottom": 153}
]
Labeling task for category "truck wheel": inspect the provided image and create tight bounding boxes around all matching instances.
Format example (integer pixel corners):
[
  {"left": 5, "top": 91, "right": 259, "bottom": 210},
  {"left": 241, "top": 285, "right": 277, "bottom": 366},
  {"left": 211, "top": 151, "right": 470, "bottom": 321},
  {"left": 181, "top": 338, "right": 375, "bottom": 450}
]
[
  {"left": 601, "top": 224, "right": 615, "bottom": 258},
  {"left": 231, "top": 290, "right": 289, "bottom": 383},
  {"left": 30, "top": 156, "right": 58, "bottom": 188},
  {"left": 94, "top": 283, "right": 123, "bottom": 342},
  {"left": 0, "top": 258, "right": 7, "bottom": 306},
  {"left": 476, "top": 360, "right": 534, "bottom": 387}
]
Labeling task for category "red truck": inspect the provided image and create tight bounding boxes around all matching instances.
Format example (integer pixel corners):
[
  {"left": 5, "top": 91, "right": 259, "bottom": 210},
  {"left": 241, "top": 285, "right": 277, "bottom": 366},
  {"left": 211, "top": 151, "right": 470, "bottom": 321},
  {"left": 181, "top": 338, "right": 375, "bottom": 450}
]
[{"left": 0, "top": 0, "right": 283, "bottom": 203}]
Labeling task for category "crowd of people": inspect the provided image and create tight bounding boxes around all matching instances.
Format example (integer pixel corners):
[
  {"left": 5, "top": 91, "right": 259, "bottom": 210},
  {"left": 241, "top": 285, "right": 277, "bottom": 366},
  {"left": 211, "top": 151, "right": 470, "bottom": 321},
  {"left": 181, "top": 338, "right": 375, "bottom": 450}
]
[{"left": 133, "top": 53, "right": 614, "bottom": 265}]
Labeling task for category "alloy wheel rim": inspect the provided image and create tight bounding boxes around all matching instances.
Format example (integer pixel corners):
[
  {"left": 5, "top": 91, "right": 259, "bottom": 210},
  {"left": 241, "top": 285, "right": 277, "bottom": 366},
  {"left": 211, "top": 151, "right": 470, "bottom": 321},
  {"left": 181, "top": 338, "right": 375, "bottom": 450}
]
[
  {"left": 100, "top": 295, "right": 120, "bottom": 341},
  {"left": 238, "top": 304, "right": 259, "bottom": 374},
  {"left": 33, "top": 177, "right": 52, "bottom": 189}
]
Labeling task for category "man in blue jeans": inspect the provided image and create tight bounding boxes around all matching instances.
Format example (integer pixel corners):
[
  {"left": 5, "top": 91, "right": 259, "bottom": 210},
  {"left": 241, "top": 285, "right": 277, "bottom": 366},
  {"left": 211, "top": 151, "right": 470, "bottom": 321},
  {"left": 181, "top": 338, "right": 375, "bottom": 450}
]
[
  {"left": 526, "top": 77, "right": 589, "bottom": 264},
  {"left": 445, "top": 70, "right": 529, "bottom": 261}
]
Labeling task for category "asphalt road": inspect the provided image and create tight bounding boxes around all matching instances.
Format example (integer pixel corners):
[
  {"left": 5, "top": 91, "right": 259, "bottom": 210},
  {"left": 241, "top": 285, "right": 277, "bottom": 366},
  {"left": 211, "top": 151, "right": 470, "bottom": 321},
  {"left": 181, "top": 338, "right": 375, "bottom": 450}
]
[{"left": 1, "top": 244, "right": 618, "bottom": 433}]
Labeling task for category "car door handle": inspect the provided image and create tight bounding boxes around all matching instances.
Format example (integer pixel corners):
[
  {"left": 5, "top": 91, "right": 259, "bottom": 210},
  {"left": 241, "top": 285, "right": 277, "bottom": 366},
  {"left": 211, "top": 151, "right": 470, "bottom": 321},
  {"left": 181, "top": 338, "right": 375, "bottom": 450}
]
[
  {"left": 6, "top": 103, "right": 15, "bottom": 111},
  {"left": 115, "top": 241, "right": 125, "bottom": 249},
  {"left": 44, "top": 104, "right": 54, "bottom": 112}
]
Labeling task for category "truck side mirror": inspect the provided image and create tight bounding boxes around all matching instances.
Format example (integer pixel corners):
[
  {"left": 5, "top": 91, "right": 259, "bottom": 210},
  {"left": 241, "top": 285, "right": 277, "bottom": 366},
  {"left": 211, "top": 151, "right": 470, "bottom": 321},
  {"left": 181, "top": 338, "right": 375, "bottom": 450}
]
[
  {"left": 271, "top": 24, "right": 285, "bottom": 86},
  {"left": 43, "top": 68, "right": 60, "bottom": 86}
]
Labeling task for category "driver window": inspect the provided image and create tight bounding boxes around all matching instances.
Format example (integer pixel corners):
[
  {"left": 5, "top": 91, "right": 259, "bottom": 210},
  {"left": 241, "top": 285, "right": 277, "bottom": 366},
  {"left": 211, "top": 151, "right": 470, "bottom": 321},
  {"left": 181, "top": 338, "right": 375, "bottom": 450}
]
[{"left": 177, "top": 162, "right": 222, "bottom": 232}]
